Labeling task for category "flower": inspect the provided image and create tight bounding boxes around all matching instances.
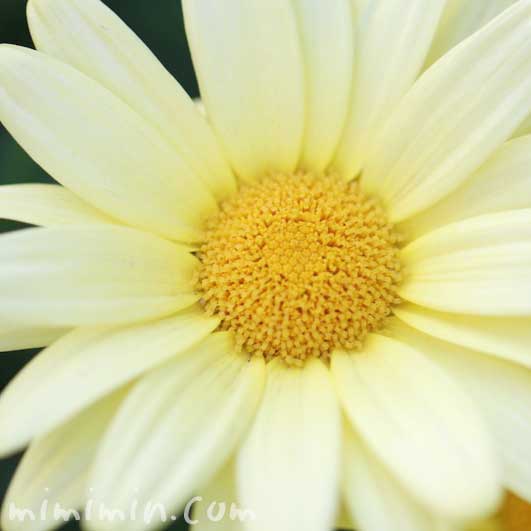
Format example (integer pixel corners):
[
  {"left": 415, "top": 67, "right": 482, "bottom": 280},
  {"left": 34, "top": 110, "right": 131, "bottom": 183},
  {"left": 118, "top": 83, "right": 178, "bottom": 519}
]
[{"left": 0, "top": 0, "right": 530, "bottom": 530}]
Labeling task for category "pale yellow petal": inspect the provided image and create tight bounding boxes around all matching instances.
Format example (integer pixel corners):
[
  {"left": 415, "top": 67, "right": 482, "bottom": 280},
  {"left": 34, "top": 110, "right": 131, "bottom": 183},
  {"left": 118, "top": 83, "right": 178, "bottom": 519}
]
[
  {"left": 291, "top": 0, "right": 354, "bottom": 172},
  {"left": 514, "top": 113, "right": 531, "bottom": 137},
  {"left": 388, "top": 319, "right": 531, "bottom": 504},
  {"left": 0, "top": 226, "right": 199, "bottom": 328},
  {"left": 0, "top": 45, "right": 216, "bottom": 242},
  {"left": 334, "top": 0, "right": 446, "bottom": 179},
  {"left": 335, "top": 502, "right": 355, "bottom": 531},
  {"left": 399, "top": 135, "right": 531, "bottom": 241},
  {"left": 0, "top": 327, "right": 69, "bottom": 352},
  {"left": 395, "top": 303, "right": 531, "bottom": 368},
  {"left": 342, "top": 427, "right": 451, "bottom": 531},
  {"left": 183, "top": 0, "right": 305, "bottom": 181},
  {"left": 0, "top": 389, "right": 126, "bottom": 531},
  {"left": 237, "top": 358, "right": 341, "bottom": 531},
  {"left": 425, "top": 0, "right": 516, "bottom": 68},
  {"left": 27, "top": 0, "right": 235, "bottom": 200},
  {"left": 0, "top": 184, "right": 115, "bottom": 227},
  {"left": 468, "top": 520, "right": 503, "bottom": 531},
  {"left": 351, "top": 0, "right": 370, "bottom": 19},
  {"left": 400, "top": 210, "right": 531, "bottom": 315},
  {"left": 332, "top": 335, "right": 501, "bottom": 520},
  {"left": 0, "top": 307, "right": 218, "bottom": 457},
  {"left": 87, "top": 333, "right": 265, "bottom": 531},
  {"left": 362, "top": 2, "right": 531, "bottom": 222},
  {"left": 195, "top": 98, "right": 207, "bottom": 117},
  {"left": 190, "top": 463, "right": 247, "bottom": 531}
]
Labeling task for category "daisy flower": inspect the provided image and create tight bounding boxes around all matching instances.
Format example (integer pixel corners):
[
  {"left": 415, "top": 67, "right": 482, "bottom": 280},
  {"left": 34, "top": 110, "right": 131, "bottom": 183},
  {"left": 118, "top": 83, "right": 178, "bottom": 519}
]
[{"left": 0, "top": 1, "right": 531, "bottom": 531}]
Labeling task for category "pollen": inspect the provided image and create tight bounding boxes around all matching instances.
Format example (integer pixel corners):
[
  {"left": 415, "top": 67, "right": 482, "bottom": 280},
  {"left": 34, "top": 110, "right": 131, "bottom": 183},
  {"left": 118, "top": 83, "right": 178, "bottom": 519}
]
[{"left": 197, "top": 173, "right": 402, "bottom": 366}]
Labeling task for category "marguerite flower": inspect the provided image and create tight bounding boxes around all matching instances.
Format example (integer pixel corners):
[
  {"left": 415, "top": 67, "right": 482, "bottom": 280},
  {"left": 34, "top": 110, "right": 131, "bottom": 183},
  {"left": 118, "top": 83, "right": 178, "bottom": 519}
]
[{"left": 0, "top": 1, "right": 531, "bottom": 531}]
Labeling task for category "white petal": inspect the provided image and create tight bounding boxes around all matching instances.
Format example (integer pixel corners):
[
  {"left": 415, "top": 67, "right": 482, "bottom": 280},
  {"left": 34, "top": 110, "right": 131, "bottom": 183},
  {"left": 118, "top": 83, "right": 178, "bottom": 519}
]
[
  {"left": 87, "top": 333, "right": 265, "bottom": 531},
  {"left": 334, "top": 0, "right": 446, "bottom": 179},
  {"left": 237, "top": 358, "right": 341, "bottom": 531},
  {"left": 0, "top": 226, "right": 199, "bottom": 328},
  {"left": 399, "top": 135, "right": 531, "bottom": 240},
  {"left": 332, "top": 335, "right": 501, "bottom": 520},
  {"left": 362, "top": 2, "right": 531, "bottom": 222},
  {"left": 0, "top": 184, "right": 116, "bottom": 227},
  {"left": 0, "top": 390, "right": 125, "bottom": 531},
  {"left": 342, "top": 427, "right": 451, "bottom": 531},
  {"left": 395, "top": 304, "right": 531, "bottom": 368},
  {"left": 291, "top": 0, "right": 354, "bottom": 172},
  {"left": 389, "top": 319, "right": 531, "bottom": 504},
  {"left": 191, "top": 463, "right": 246, "bottom": 531},
  {"left": 0, "top": 306, "right": 218, "bottom": 457},
  {"left": 400, "top": 210, "right": 531, "bottom": 315},
  {"left": 0, "top": 45, "right": 216, "bottom": 242},
  {"left": 183, "top": 0, "right": 305, "bottom": 181},
  {"left": 27, "top": 0, "right": 235, "bottom": 201},
  {"left": 0, "top": 326, "right": 69, "bottom": 352},
  {"left": 425, "top": 0, "right": 516, "bottom": 68}
]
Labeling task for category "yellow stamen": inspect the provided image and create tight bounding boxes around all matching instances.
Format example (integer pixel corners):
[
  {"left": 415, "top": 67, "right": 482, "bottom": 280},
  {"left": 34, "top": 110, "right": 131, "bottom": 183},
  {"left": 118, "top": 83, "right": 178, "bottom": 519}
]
[
  {"left": 501, "top": 493, "right": 531, "bottom": 531},
  {"left": 198, "top": 173, "right": 402, "bottom": 365}
]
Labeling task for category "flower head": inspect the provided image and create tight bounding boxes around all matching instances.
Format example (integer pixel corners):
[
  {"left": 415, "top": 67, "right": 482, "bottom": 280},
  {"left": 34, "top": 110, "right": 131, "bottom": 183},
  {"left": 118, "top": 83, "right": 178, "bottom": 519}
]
[
  {"left": 0, "top": 1, "right": 531, "bottom": 531},
  {"left": 198, "top": 172, "right": 402, "bottom": 364}
]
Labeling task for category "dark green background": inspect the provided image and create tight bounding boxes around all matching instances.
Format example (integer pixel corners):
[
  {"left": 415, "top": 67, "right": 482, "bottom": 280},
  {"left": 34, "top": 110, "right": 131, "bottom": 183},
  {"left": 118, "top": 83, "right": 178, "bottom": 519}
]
[{"left": 0, "top": 1, "right": 199, "bottom": 529}]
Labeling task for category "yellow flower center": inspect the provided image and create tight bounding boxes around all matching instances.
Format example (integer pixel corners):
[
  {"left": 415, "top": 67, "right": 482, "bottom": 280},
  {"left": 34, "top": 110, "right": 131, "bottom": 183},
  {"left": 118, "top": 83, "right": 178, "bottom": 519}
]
[{"left": 198, "top": 173, "right": 402, "bottom": 366}]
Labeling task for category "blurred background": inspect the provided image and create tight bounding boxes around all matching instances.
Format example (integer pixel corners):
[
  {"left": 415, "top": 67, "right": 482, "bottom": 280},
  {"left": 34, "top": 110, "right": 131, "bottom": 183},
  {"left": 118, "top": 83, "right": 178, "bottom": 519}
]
[{"left": 0, "top": 1, "right": 199, "bottom": 529}]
